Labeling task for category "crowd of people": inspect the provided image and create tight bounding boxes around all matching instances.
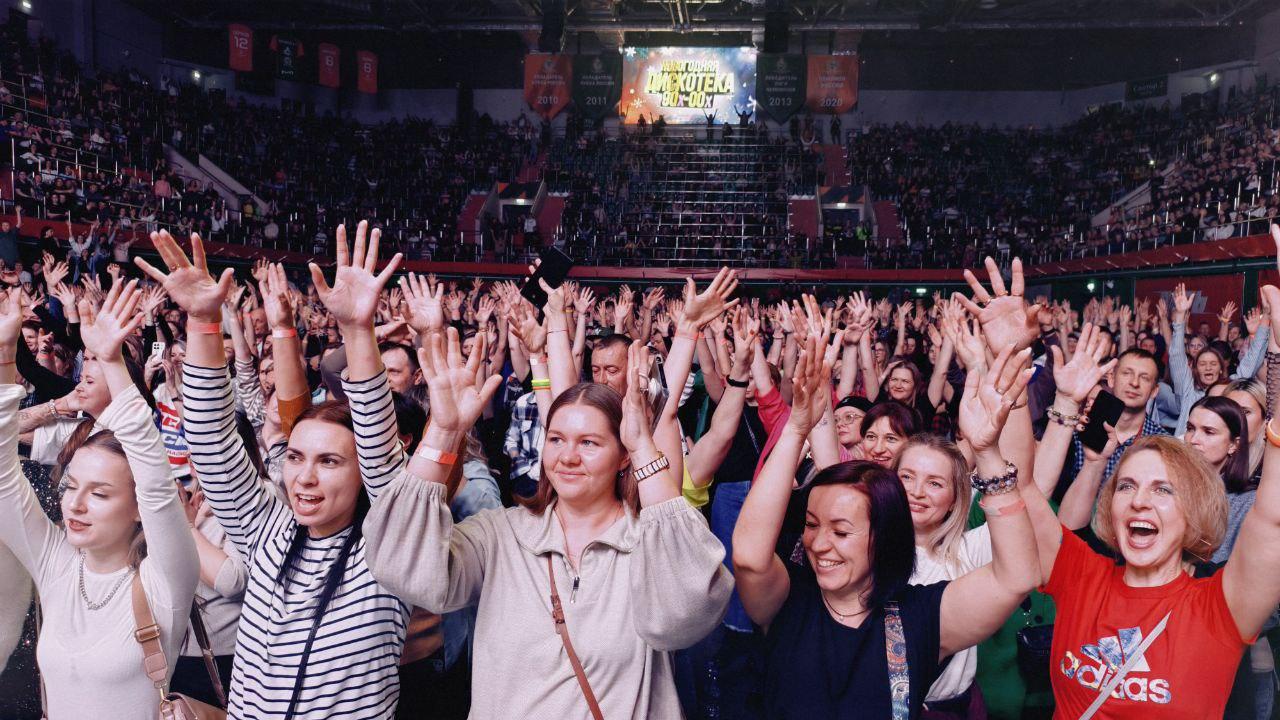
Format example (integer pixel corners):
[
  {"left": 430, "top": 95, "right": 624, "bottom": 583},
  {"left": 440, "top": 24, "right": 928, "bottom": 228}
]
[
  {"left": 0, "top": 213, "right": 1272, "bottom": 720},
  {"left": 851, "top": 86, "right": 1280, "bottom": 269}
]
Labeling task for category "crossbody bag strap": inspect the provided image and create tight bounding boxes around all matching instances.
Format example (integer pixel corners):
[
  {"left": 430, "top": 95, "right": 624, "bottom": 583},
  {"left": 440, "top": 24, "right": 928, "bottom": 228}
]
[
  {"left": 283, "top": 605, "right": 325, "bottom": 720},
  {"left": 35, "top": 591, "right": 47, "bottom": 719},
  {"left": 547, "top": 554, "right": 605, "bottom": 720},
  {"left": 1078, "top": 610, "right": 1172, "bottom": 720},
  {"left": 189, "top": 601, "right": 228, "bottom": 708},
  {"left": 129, "top": 573, "right": 169, "bottom": 700},
  {"left": 883, "top": 601, "right": 911, "bottom": 720}
]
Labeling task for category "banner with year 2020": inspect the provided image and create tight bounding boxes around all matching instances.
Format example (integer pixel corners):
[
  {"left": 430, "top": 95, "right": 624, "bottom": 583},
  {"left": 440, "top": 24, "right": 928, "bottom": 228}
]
[
  {"left": 524, "top": 54, "right": 573, "bottom": 120},
  {"left": 755, "top": 54, "right": 806, "bottom": 123},
  {"left": 806, "top": 55, "right": 859, "bottom": 114},
  {"left": 572, "top": 54, "right": 622, "bottom": 120}
]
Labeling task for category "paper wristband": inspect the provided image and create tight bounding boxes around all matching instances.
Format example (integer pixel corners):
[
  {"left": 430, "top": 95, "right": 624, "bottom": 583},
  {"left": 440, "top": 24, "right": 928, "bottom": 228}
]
[
  {"left": 415, "top": 447, "right": 458, "bottom": 466},
  {"left": 190, "top": 322, "right": 222, "bottom": 335},
  {"left": 272, "top": 327, "right": 298, "bottom": 339},
  {"left": 1266, "top": 419, "right": 1280, "bottom": 449},
  {"left": 981, "top": 496, "right": 1027, "bottom": 517}
]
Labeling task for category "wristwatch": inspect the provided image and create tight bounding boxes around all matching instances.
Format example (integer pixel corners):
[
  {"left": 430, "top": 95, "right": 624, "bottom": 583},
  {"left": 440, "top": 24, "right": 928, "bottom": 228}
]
[{"left": 631, "top": 452, "right": 670, "bottom": 483}]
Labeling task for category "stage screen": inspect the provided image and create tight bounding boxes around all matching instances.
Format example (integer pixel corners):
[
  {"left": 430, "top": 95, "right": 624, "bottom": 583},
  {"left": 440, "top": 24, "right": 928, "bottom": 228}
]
[{"left": 621, "top": 47, "right": 756, "bottom": 124}]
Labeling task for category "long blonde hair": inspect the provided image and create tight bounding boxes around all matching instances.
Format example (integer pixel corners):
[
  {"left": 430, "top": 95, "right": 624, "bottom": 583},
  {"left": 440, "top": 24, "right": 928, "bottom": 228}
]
[{"left": 894, "top": 434, "right": 972, "bottom": 575}]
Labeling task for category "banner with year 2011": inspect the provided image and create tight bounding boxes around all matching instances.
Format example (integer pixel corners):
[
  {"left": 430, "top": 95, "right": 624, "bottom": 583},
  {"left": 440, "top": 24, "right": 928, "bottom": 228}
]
[
  {"left": 524, "top": 54, "right": 573, "bottom": 120},
  {"left": 572, "top": 54, "right": 622, "bottom": 120},
  {"left": 755, "top": 54, "right": 806, "bottom": 123},
  {"left": 806, "top": 55, "right": 859, "bottom": 114}
]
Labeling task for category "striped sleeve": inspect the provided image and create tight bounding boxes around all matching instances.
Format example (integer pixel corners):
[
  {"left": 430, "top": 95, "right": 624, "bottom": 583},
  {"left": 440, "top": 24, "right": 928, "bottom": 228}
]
[
  {"left": 234, "top": 357, "right": 266, "bottom": 429},
  {"left": 342, "top": 370, "right": 407, "bottom": 501},
  {"left": 182, "top": 362, "right": 285, "bottom": 560}
]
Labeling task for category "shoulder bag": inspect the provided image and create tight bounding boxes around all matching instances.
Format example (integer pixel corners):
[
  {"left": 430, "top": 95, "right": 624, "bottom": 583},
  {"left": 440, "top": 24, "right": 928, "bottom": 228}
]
[
  {"left": 129, "top": 574, "right": 227, "bottom": 720},
  {"left": 547, "top": 554, "right": 605, "bottom": 720}
]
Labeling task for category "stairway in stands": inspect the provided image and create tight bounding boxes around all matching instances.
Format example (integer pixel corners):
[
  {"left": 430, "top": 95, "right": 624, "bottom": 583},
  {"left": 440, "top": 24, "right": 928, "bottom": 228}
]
[
  {"left": 602, "top": 128, "right": 818, "bottom": 266},
  {"left": 818, "top": 144, "right": 852, "bottom": 187}
]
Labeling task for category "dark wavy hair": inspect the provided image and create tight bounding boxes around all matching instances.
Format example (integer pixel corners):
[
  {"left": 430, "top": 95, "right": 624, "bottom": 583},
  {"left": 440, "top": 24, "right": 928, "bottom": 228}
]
[
  {"left": 859, "top": 400, "right": 921, "bottom": 440},
  {"left": 1189, "top": 395, "right": 1253, "bottom": 493},
  {"left": 804, "top": 460, "right": 916, "bottom": 610}
]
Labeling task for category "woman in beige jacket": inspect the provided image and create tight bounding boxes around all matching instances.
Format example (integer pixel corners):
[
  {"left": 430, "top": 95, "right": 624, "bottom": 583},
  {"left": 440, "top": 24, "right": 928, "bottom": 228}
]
[{"left": 364, "top": 323, "right": 733, "bottom": 719}]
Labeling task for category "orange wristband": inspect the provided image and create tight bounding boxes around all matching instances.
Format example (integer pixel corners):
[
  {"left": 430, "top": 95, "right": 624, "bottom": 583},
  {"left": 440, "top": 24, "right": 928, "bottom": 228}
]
[
  {"left": 1266, "top": 419, "right": 1280, "bottom": 449},
  {"left": 415, "top": 447, "right": 458, "bottom": 466},
  {"left": 190, "top": 322, "right": 221, "bottom": 335},
  {"left": 981, "top": 496, "right": 1026, "bottom": 517},
  {"left": 272, "top": 327, "right": 297, "bottom": 339}
]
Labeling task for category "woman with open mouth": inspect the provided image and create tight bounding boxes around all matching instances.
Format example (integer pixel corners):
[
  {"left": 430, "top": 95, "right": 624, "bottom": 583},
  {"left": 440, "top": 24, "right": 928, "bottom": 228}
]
[
  {"left": 732, "top": 330, "right": 1039, "bottom": 719},
  {"left": 0, "top": 278, "right": 198, "bottom": 718},
  {"left": 1022, "top": 244, "right": 1280, "bottom": 716},
  {"left": 142, "top": 223, "right": 413, "bottom": 719}
]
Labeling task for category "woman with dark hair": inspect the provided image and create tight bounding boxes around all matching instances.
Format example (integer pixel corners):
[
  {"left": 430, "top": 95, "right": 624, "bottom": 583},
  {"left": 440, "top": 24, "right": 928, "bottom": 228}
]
[
  {"left": 363, "top": 329, "right": 733, "bottom": 717},
  {"left": 142, "top": 225, "right": 411, "bottom": 718},
  {"left": 0, "top": 280, "right": 198, "bottom": 716},
  {"left": 733, "top": 338, "right": 1039, "bottom": 719},
  {"left": 1186, "top": 396, "right": 1252, "bottom": 499},
  {"left": 1166, "top": 283, "right": 1268, "bottom": 435},
  {"left": 860, "top": 400, "right": 922, "bottom": 468}
]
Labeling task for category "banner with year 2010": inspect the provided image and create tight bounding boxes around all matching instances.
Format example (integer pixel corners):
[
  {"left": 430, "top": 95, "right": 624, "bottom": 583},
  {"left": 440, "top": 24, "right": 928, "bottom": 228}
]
[
  {"left": 756, "top": 54, "right": 806, "bottom": 123},
  {"left": 524, "top": 54, "right": 573, "bottom": 120},
  {"left": 806, "top": 55, "right": 859, "bottom": 114}
]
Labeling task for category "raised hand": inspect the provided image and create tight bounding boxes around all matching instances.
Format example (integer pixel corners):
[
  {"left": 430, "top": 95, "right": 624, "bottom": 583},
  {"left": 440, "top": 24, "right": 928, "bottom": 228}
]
[
  {"left": 78, "top": 278, "right": 144, "bottom": 361},
  {"left": 140, "top": 285, "right": 167, "bottom": 321},
  {"left": 0, "top": 288, "right": 25, "bottom": 350},
  {"left": 1217, "top": 300, "right": 1238, "bottom": 326},
  {"left": 43, "top": 257, "right": 69, "bottom": 290},
  {"left": 642, "top": 287, "right": 664, "bottom": 311},
  {"left": 251, "top": 258, "right": 270, "bottom": 284},
  {"left": 1171, "top": 283, "right": 1195, "bottom": 324},
  {"left": 401, "top": 272, "right": 446, "bottom": 336},
  {"left": 308, "top": 221, "right": 402, "bottom": 330},
  {"left": 940, "top": 304, "right": 987, "bottom": 372},
  {"left": 953, "top": 256, "right": 1041, "bottom": 354},
  {"left": 619, "top": 341, "right": 658, "bottom": 455},
  {"left": 573, "top": 286, "right": 596, "bottom": 315},
  {"left": 260, "top": 262, "right": 295, "bottom": 330},
  {"left": 958, "top": 345, "right": 1033, "bottom": 452},
  {"left": 133, "top": 230, "right": 234, "bottom": 321},
  {"left": 508, "top": 300, "right": 547, "bottom": 355},
  {"left": 1245, "top": 306, "right": 1264, "bottom": 335},
  {"left": 417, "top": 327, "right": 502, "bottom": 434},
  {"left": 1051, "top": 323, "right": 1118, "bottom": 404},
  {"left": 680, "top": 267, "right": 740, "bottom": 330},
  {"left": 785, "top": 335, "right": 830, "bottom": 434},
  {"left": 476, "top": 296, "right": 497, "bottom": 327}
]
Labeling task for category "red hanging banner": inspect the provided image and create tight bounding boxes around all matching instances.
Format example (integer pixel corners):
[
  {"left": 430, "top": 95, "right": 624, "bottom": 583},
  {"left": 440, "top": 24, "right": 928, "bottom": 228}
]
[
  {"left": 523, "top": 54, "right": 573, "bottom": 120},
  {"left": 228, "top": 24, "right": 253, "bottom": 72},
  {"left": 806, "top": 54, "right": 859, "bottom": 114},
  {"left": 356, "top": 50, "right": 378, "bottom": 94},
  {"left": 318, "top": 43, "right": 340, "bottom": 88}
]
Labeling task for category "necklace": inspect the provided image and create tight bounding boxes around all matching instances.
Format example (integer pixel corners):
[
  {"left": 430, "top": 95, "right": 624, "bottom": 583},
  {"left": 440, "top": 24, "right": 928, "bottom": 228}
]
[
  {"left": 821, "top": 591, "right": 870, "bottom": 622},
  {"left": 77, "top": 551, "right": 134, "bottom": 611}
]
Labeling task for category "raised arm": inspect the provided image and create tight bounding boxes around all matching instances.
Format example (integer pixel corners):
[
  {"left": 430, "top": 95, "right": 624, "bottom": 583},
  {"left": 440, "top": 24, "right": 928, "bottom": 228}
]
[
  {"left": 1223, "top": 230, "right": 1280, "bottom": 639},
  {"left": 1167, "top": 284, "right": 1195, "bottom": 400},
  {"left": 938, "top": 345, "right": 1039, "bottom": 658},
  {"left": 80, "top": 277, "right": 198, "bottom": 609},
  {"left": 260, "top": 263, "right": 310, "bottom": 430},
  {"left": 313, "top": 221, "right": 407, "bottom": 500},
  {"left": 136, "top": 230, "right": 278, "bottom": 557},
  {"left": 362, "top": 327, "right": 503, "bottom": 612},
  {"left": 733, "top": 336, "right": 829, "bottom": 628},
  {"left": 687, "top": 314, "right": 755, "bottom": 485}
]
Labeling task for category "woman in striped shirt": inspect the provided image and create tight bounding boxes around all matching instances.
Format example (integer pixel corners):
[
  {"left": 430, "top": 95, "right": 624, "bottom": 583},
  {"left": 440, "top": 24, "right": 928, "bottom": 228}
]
[
  {"left": 136, "top": 225, "right": 410, "bottom": 719},
  {"left": 0, "top": 280, "right": 198, "bottom": 718}
]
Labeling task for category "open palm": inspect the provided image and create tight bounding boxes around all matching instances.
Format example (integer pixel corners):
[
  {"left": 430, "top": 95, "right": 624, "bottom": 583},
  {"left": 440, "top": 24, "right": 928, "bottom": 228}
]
[
  {"left": 955, "top": 257, "right": 1040, "bottom": 353},
  {"left": 134, "top": 231, "right": 233, "bottom": 320},
  {"left": 958, "top": 346, "right": 1032, "bottom": 452},
  {"left": 1051, "top": 323, "right": 1116, "bottom": 404},
  {"left": 417, "top": 328, "right": 501, "bottom": 433},
  {"left": 79, "top": 279, "right": 144, "bottom": 361},
  {"left": 309, "top": 221, "right": 401, "bottom": 329}
]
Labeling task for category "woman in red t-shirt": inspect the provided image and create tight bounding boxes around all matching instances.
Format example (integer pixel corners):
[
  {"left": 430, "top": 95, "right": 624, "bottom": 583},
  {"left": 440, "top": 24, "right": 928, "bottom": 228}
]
[{"left": 1019, "top": 316, "right": 1280, "bottom": 719}]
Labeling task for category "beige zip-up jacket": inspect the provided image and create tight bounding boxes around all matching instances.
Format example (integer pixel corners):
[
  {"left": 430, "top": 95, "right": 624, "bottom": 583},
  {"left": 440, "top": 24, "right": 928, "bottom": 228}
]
[{"left": 364, "top": 473, "right": 733, "bottom": 719}]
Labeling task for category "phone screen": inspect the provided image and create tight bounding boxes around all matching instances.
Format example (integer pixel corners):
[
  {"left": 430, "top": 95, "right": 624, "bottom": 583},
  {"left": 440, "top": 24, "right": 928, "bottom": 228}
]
[
  {"left": 1079, "top": 390, "right": 1125, "bottom": 453},
  {"left": 520, "top": 247, "right": 574, "bottom": 308}
]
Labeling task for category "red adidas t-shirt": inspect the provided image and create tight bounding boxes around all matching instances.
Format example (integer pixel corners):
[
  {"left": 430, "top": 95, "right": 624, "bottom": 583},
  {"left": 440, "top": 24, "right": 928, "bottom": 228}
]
[{"left": 1043, "top": 527, "right": 1249, "bottom": 719}]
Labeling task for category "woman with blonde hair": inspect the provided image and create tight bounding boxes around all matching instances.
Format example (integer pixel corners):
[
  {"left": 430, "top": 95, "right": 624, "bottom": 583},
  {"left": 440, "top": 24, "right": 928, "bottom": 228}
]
[
  {"left": 0, "top": 280, "right": 198, "bottom": 718},
  {"left": 895, "top": 432, "right": 991, "bottom": 716}
]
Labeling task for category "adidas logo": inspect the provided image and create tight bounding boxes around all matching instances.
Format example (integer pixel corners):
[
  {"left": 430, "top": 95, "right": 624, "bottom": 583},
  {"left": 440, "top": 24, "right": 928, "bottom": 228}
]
[{"left": 1059, "top": 626, "right": 1172, "bottom": 704}]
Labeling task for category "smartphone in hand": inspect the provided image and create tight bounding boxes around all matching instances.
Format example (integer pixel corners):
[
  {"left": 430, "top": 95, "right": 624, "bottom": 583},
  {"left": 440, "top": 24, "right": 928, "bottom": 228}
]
[
  {"left": 1079, "top": 390, "right": 1125, "bottom": 453},
  {"left": 520, "top": 247, "right": 574, "bottom": 309}
]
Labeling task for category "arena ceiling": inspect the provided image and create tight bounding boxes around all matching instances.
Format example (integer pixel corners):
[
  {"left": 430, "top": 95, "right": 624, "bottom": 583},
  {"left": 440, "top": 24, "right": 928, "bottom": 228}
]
[{"left": 134, "top": 0, "right": 1274, "bottom": 32}]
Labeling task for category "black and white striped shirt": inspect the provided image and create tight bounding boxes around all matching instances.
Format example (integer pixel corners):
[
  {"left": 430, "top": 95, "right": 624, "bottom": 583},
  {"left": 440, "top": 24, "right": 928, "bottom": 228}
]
[{"left": 182, "top": 363, "right": 410, "bottom": 719}]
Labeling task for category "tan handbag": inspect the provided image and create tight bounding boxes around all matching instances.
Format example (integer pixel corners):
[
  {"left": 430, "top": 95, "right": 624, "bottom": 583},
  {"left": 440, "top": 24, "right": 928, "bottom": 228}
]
[{"left": 129, "top": 575, "right": 227, "bottom": 720}]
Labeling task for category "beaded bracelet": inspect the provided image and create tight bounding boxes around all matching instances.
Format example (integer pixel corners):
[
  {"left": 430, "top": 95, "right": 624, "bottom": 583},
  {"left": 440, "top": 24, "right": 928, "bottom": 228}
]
[{"left": 1047, "top": 406, "right": 1080, "bottom": 426}]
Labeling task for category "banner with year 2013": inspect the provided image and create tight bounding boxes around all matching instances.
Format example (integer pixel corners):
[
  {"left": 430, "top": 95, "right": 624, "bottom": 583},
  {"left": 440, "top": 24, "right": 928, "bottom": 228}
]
[
  {"left": 755, "top": 54, "right": 806, "bottom": 123},
  {"left": 806, "top": 54, "right": 859, "bottom": 114}
]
